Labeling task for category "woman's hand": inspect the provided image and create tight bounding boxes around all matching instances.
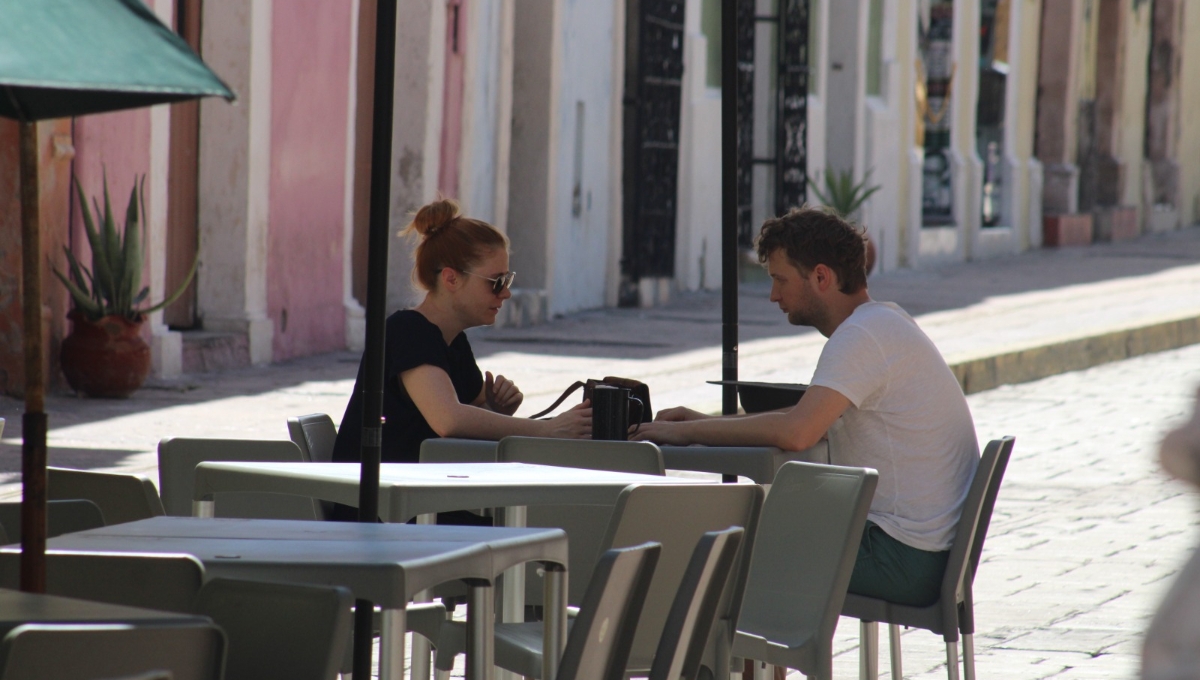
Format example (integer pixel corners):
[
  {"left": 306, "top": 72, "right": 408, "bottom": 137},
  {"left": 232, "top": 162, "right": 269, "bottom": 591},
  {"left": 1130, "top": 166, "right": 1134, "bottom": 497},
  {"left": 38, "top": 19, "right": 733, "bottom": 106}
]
[
  {"left": 543, "top": 400, "right": 592, "bottom": 439},
  {"left": 485, "top": 371, "right": 524, "bottom": 415},
  {"left": 654, "top": 406, "right": 709, "bottom": 422}
]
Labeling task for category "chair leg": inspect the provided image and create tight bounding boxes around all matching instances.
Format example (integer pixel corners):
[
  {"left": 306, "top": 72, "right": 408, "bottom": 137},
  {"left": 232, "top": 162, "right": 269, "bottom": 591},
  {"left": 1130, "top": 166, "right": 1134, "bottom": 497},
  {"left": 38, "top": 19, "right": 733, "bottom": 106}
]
[
  {"left": 859, "top": 621, "right": 879, "bottom": 680},
  {"left": 888, "top": 624, "right": 902, "bottom": 680},
  {"left": 962, "top": 634, "right": 975, "bottom": 680},
  {"left": 944, "top": 640, "right": 960, "bottom": 680},
  {"left": 411, "top": 631, "right": 432, "bottom": 680}
]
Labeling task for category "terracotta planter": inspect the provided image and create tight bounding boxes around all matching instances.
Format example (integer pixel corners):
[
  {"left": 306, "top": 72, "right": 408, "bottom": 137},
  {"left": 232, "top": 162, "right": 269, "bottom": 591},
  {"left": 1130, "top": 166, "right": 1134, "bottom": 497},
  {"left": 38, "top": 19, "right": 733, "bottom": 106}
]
[{"left": 60, "top": 310, "right": 151, "bottom": 398}]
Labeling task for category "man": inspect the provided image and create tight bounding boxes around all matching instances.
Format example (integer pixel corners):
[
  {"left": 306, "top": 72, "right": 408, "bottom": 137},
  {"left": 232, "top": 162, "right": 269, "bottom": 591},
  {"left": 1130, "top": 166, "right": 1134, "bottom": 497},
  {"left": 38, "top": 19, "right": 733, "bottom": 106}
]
[{"left": 635, "top": 207, "right": 979, "bottom": 606}]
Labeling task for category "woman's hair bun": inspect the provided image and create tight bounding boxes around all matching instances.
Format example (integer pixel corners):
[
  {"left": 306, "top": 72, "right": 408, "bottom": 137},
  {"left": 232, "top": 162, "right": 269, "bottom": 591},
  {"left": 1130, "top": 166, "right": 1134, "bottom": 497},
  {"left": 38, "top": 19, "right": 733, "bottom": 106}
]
[{"left": 410, "top": 199, "right": 460, "bottom": 237}]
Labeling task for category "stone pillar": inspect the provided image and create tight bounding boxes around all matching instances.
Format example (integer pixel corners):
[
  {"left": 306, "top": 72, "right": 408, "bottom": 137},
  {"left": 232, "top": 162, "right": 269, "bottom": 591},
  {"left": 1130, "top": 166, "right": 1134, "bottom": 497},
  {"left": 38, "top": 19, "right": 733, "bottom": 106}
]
[
  {"left": 384, "top": 0, "right": 445, "bottom": 311},
  {"left": 1035, "top": 0, "right": 1094, "bottom": 245},
  {"left": 1144, "top": 0, "right": 1183, "bottom": 232},
  {"left": 507, "top": 0, "right": 557, "bottom": 292},
  {"left": 1090, "top": 0, "right": 1150, "bottom": 242},
  {"left": 197, "top": 0, "right": 274, "bottom": 364},
  {"left": 147, "top": 0, "right": 183, "bottom": 376}
]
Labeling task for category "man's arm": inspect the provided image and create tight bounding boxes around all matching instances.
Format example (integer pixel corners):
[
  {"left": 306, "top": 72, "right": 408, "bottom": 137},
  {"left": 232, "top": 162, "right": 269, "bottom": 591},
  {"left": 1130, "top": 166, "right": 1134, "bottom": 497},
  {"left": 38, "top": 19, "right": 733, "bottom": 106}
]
[{"left": 632, "top": 385, "right": 851, "bottom": 450}]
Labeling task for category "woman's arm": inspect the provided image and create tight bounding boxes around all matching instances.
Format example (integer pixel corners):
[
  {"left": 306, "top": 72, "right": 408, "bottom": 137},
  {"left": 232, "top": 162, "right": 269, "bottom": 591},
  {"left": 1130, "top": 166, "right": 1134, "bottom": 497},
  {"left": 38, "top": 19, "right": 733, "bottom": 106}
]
[{"left": 404, "top": 365, "right": 590, "bottom": 439}]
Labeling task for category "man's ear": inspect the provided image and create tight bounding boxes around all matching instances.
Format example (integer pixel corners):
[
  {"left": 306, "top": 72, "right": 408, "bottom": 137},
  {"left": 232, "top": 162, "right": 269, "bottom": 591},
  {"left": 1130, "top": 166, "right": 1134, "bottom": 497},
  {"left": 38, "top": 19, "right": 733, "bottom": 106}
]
[{"left": 812, "top": 264, "right": 839, "bottom": 292}]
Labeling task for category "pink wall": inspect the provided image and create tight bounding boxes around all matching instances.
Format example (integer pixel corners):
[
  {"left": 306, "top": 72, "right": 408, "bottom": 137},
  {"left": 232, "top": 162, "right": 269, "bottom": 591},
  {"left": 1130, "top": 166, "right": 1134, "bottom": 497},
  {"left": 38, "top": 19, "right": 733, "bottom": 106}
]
[{"left": 268, "top": 1, "right": 352, "bottom": 360}]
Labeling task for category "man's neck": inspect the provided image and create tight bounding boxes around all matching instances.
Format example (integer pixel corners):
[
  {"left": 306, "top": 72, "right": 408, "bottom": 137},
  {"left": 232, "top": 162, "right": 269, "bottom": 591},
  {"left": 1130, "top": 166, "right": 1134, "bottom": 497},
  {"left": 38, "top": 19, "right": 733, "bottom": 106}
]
[{"left": 817, "top": 290, "right": 872, "bottom": 337}]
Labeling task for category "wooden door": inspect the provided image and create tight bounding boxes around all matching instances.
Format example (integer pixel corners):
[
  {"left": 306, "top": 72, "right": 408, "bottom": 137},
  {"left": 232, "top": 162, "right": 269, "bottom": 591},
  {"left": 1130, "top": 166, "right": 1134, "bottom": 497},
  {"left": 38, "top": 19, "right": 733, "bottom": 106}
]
[{"left": 165, "top": 0, "right": 201, "bottom": 328}]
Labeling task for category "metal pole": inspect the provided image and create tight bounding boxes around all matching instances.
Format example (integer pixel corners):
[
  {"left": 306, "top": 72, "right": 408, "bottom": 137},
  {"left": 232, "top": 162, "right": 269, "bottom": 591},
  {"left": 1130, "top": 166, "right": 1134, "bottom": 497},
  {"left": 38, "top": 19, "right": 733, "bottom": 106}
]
[
  {"left": 18, "top": 121, "right": 47, "bottom": 594},
  {"left": 353, "top": 0, "right": 397, "bottom": 676},
  {"left": 721, "top": 0, "right": 739, "bottom": 418}
]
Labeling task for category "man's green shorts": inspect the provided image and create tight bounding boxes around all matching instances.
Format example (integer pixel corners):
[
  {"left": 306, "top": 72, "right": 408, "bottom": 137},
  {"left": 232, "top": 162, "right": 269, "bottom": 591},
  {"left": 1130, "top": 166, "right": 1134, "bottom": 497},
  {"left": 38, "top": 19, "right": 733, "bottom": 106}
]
[{"left": 847, "top": 521, "right": 949, "bottom": 607}]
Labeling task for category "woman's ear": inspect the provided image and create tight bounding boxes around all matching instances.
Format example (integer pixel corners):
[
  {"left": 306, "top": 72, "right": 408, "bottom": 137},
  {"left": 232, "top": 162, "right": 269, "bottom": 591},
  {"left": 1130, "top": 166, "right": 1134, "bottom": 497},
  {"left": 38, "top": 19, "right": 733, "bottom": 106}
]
[{"left": 439, "top": 267, "right": 461, "bottom": 291}]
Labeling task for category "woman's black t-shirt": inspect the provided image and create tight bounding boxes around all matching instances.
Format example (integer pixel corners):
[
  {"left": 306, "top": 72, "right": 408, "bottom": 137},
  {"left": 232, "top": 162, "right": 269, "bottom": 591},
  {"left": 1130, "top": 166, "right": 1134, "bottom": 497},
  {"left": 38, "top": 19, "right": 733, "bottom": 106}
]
[{"left": 332, "top": 309, "right": 484, "bottom": 464}]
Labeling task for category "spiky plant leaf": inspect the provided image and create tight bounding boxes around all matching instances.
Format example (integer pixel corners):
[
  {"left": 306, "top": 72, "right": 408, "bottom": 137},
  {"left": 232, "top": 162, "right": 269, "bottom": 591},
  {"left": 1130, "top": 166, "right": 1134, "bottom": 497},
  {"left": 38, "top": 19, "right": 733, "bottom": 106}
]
[
  {"left": 51, "top": 267, "right": 103, "bottom": 318},
  {"left": 140, "top": 254, "right": 198, "bottom": 315},
  {"left": 75, "top": 177, "right": 116, "bottom": 310}
]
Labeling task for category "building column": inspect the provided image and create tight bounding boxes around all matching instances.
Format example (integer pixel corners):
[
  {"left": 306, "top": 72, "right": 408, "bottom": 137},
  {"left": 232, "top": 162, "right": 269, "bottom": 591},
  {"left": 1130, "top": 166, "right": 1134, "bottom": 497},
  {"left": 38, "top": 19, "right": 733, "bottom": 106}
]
[
  {"left": 197, "top": 0, "right": 274, "bottom": 364},
  {"left": 380, "top": 0, "right": 445, "bottom": 311},
  {"left": 1144, "top": 0, "right": 1184, "bottom": 232},
  {"left": 1035, "top": 0, "right": 1095, "bottom": 246},
  {"left": 147, "top": 0, "right": 183, "bottom": 376}
]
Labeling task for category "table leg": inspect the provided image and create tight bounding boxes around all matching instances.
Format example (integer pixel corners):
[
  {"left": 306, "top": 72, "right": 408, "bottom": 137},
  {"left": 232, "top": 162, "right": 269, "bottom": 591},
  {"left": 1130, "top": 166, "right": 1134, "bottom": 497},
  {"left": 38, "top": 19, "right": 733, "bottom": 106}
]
[
  {"left": 410, "top": 513, "right": 436, "bottom": 680},
  {"left": 192, "top": 499, "right": 214, "bottom": 518},
  {"left": 379, "top": 608, "right": 408, "bottom": 680},
  {"left": 498, "top": 505, "right": 527, "bottom": 680},
  {"left": 543, "top": 564, "right": 567, "bottom": 680},
  {"left": 466, "top": 581, "right": 494, "bottom": 680}
]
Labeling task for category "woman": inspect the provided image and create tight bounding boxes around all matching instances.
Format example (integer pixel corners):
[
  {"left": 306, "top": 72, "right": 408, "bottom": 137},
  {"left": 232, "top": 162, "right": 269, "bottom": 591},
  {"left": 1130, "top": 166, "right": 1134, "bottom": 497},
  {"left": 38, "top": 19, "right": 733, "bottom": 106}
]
[{"left": 332, "top": 199, "right": 591, "bottom": 473}]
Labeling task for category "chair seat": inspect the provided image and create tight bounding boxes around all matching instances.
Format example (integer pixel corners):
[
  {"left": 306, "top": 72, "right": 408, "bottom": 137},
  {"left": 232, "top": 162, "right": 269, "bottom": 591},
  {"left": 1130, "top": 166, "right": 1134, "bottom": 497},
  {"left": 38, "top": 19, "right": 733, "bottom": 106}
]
[{"left": 841, "top": 592, "right": 957, "bottom": 638}]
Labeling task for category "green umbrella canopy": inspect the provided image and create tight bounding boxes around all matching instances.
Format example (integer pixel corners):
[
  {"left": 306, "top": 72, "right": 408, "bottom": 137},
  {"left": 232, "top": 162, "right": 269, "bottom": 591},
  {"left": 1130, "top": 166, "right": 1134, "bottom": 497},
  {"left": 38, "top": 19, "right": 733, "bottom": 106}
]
[{"left": 0, "top": 0, "right": 234, "bottom": 122}]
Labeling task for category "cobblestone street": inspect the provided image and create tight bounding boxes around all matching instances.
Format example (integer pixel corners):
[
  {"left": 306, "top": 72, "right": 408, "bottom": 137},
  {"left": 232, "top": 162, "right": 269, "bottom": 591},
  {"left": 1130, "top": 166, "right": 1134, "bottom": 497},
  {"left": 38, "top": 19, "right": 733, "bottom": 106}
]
[{"left": 825, "top": 344, "right": 1200, "bottom": 679}]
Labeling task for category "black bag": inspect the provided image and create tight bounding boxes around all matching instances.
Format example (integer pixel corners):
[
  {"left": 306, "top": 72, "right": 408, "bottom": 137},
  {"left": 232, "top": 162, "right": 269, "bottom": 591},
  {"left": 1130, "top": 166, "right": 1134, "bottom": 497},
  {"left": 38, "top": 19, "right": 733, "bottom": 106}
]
[{"left": 529, "top": 376, "right": 653, "bottom": 422}]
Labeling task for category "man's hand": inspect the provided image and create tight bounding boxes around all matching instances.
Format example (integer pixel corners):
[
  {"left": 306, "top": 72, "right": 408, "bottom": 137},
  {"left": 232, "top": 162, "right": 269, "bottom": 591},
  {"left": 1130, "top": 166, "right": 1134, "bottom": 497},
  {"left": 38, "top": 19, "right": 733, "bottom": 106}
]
[
  {"left": 631, "top": 420, "right": 694, "bottom": 446},
  {"left": 485, "top": 371, "right": 524, "bottom": 415},
  {"left": 654, "top": 406, "right": 710, "bottom": 422}
]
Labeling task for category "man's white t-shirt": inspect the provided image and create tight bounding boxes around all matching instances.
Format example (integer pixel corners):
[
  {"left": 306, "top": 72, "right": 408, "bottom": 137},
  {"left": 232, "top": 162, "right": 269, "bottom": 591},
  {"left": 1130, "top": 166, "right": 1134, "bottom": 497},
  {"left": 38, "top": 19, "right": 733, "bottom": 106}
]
[{"left": 810, "top": 301, "right": 979, "bottom": 552}]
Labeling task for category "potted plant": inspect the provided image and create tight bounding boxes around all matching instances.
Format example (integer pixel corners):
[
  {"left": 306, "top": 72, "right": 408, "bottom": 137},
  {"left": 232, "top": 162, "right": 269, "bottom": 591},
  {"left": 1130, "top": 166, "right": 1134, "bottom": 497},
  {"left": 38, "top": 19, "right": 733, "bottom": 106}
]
[
  {"left": 52, "top": 175, "right": 196, "bottom": 397},
  {"left": 807, "top": 166, "right": 882, "bottom": 275}
]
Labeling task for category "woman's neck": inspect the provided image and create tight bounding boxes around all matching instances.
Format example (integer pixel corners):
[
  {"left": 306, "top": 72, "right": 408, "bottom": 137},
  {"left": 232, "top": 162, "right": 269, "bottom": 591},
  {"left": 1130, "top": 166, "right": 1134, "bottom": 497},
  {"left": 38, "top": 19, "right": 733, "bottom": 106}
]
[{"left": 414, "top": 295, "right": 465, "bottom": 345}]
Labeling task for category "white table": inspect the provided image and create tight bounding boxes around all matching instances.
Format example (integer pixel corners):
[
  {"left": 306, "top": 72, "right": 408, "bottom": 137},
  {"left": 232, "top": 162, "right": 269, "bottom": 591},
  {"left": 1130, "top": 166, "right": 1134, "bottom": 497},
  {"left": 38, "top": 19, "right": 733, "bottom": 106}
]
[
  {"left": 658, "top": 442, "right": 828, "bottom": 484},
  {"left": 7, "top": 517, "right": 568, "bottom": 680},
  {"left": 190, "top": 461, "right": 701, "bottom": 679}
]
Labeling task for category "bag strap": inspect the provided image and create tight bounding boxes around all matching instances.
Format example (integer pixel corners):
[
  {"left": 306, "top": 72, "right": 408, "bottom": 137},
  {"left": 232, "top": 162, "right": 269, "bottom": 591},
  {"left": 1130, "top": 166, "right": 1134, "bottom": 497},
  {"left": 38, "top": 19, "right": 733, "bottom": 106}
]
[{"left": 528, "top": 381, "right": 587, "bottom": 420}]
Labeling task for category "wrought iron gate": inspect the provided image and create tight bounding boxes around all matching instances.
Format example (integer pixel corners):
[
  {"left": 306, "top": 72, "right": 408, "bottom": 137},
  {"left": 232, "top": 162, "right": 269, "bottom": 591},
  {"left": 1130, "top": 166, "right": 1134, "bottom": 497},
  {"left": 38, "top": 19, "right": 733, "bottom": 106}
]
[
  {"left": 739, "top": 0, "right": 809, "bottom": 248},
  {"left": 621, "top": 0, "right": 686, "bottom": 302}
]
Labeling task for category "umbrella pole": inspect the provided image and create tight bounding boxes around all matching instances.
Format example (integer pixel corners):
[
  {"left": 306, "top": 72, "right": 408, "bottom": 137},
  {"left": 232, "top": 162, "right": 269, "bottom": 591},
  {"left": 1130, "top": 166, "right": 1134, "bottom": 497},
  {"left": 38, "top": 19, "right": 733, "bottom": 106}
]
[
  {"left": 721, "top": 0, "right": 739, "bottom": 417},
  {"left": 720, "top": 0, "right": 740, "bottom": 483},
  {"left": 18, "top": 121, "right": 47, "bottom": 594},
  {"left": 353, "top": 0, "right": 398, "bottom": 676}
]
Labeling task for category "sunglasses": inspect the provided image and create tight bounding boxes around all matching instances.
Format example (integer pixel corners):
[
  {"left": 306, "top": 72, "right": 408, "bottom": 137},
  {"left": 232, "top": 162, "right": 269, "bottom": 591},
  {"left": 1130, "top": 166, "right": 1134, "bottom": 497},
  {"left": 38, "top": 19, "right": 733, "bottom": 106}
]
[{"left": 461, "top": 269, "right": 516, "bottom": 295}]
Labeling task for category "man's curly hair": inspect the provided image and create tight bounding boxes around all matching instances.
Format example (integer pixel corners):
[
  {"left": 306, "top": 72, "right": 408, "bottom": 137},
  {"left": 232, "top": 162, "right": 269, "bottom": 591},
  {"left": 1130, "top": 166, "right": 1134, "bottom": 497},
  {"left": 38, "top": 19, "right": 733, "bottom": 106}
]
[{"left": 754, "top": 206, "right": 868, "bottom": 294}]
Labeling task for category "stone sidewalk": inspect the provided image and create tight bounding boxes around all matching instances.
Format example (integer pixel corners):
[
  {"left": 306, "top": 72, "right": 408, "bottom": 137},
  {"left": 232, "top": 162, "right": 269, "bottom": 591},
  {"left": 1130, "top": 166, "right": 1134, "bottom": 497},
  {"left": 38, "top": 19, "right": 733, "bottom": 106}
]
[{"left": 2, "top": 227, "right": 1200, "bottom": 678}]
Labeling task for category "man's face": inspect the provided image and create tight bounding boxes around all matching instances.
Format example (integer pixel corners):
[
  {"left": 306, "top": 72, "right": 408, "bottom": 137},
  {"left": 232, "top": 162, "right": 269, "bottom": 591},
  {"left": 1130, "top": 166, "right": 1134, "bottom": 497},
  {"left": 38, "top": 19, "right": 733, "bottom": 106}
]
[{"left": 766, "top": 249, "right": 821, "bottom": 327}]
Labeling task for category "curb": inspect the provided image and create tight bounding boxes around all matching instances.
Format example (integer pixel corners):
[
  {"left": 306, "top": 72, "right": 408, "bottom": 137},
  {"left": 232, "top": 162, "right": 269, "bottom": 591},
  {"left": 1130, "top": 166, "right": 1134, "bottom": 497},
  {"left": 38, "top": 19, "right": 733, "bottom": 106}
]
[{"left": 949, "top": 313, "right": 1200, "bottom": 395}]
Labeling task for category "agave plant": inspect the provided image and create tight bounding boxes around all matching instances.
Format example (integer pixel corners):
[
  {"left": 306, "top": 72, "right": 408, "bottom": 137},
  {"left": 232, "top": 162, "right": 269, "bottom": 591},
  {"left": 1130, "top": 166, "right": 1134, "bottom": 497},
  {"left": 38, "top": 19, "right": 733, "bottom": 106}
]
[
  {"left": 805, "top": 166, "right": 882, "bottom": 220},
  {"left": 53, "top": 174, "right": 197, "bottom": 323}
]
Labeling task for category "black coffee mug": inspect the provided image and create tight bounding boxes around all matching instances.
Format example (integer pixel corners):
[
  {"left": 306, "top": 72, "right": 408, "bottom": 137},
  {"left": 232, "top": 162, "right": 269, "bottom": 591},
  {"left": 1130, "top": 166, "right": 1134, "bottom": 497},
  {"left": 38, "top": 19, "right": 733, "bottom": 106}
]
[{"left": 592, "top": 385, "right": 645, "bottom": 441}]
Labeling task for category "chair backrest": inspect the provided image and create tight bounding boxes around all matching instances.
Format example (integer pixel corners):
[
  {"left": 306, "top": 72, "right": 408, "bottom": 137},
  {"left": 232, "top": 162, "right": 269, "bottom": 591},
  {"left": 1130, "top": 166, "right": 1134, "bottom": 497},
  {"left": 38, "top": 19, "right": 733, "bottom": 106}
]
[
  {"left": 195, "top": 578, "right": 353, "bottom": 680},
  {"left": 48, "top": 467, "right": 165, "bottom": 525},
  {"left": 0, "top": 552, "right": 205, "bottom": 614},
  {"left": 942, "top": 436, "right": 1015, "bottom": 632},
  {"left": 499, "top": 437, "right": 666, "bottom": 607},
  {"left": 157, "top": 437, "right": 319, "bottom": 519},
  {"left": 602, "top": 483, "right": 763, "bottom": 674},
  {"left": 0, "top": 622, "right": 225, "bottom": 680},
  {"left": 498, "top": 436, "right": 665, "bottom": 475},
  {"left": 418, "top": 437, "right": 499, "bottom": 463},
  {"left": 732, "top": 462, "right": 878, "bottom": 670},
  {"left": 648, "top": 527, "right": 745, "bottom": 680},
  {"left": 286, "top": 413, "right": 338, "bottom": 463},
  {"left": 0, "top": 499, "right": 105, "bottom": 543},
  {"left": 557, "top": 541, "right": 661, "bottom": 680}
]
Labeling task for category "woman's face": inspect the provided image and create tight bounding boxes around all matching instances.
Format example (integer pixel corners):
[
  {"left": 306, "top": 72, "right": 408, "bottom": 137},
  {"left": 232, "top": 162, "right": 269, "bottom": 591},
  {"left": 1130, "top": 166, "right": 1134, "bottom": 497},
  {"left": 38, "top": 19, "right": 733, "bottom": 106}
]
[{"left": 454, "top": 247, "right": 512, "bottom": 327}]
